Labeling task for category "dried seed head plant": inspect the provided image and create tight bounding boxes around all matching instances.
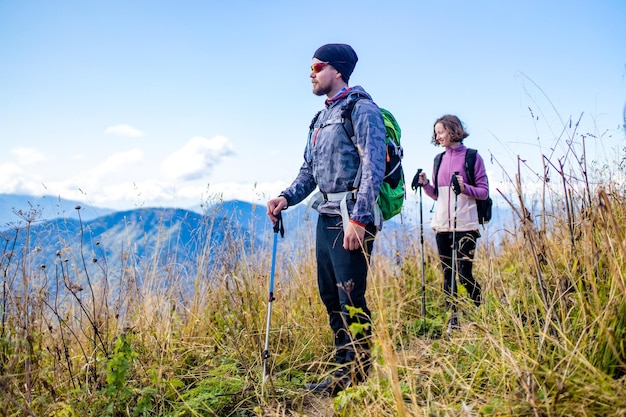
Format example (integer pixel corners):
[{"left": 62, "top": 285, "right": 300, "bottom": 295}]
[{"left": 1, "top": 111, "right": 625, "bottom": 416}]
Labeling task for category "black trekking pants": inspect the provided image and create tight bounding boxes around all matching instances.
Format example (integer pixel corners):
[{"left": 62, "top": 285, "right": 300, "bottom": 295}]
[
  {"left": 435, "top": 230, "right": 482, "bottom": 309},
  {"left": 316, "top": 214, "right": 376, "bottom": 376}
]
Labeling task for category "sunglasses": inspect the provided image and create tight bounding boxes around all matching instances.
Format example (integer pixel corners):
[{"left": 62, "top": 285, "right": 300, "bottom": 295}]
[{"left": 311, "top": 62, "right": 330, "bottom": 73}]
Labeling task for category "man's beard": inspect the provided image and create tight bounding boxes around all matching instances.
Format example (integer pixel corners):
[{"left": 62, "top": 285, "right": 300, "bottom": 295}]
[{"left": 312, "top": 83, "right": 330, "bottom": 97}]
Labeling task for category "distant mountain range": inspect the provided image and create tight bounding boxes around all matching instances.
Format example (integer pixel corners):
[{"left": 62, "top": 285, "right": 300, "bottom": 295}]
[
  {"left": 0, "top": 194, "right": 314, "bottom": 289},
  {"left": 0, "top": 193, "right": 116, "bottom": 227},
  {"left": 0, "top": 193, "right": 306, "bottom": 239},
  {"left": 0, "top": 193, "right": 513, "bottom": 287}
]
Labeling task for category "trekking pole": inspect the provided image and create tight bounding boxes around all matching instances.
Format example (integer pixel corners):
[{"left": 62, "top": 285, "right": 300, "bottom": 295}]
[
  {"left": 413, "top": 169, "right": 427, "bottom": 332},
  {"left": 450, "top": 172, "right": 461, "bottom": 324},
  {"left": 262, "top": 212, "right": 284, "bottom": 396}
]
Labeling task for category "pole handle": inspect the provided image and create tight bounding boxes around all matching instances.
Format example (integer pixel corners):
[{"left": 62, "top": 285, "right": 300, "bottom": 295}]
[
  {"left": 411, "top": 168, "right": 424, "bottom": 191},
  {"left": 273, "top": 211, "right": 285, "bottom": 237},
  {"left": 451, "top": 171, "right": 461, "bottom": 195}
]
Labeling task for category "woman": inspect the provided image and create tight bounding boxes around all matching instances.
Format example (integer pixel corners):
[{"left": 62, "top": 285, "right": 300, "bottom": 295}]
[{"left": 414, "top": 115, "right": 489, "bottom": 333}]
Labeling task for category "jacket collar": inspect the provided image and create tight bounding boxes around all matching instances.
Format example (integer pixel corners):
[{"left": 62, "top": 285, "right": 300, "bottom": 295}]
[{"left": 325, "top": 87, "right": 352, "bottom": 106}]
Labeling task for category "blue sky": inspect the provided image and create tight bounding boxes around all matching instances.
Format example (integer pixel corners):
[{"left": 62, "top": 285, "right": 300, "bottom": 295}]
[{"left": 1, "top": 0, "right": 624, "bottom": 212}]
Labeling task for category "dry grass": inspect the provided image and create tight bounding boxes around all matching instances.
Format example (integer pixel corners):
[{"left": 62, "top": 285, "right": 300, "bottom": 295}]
[{"left": 1, "top": 124, "right": 625, "bottom": 416}]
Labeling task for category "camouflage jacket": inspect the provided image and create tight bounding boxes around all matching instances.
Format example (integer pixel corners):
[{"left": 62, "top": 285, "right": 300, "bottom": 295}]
[{"left": 280, "top": 86, "right": 387, "bottom": 227}]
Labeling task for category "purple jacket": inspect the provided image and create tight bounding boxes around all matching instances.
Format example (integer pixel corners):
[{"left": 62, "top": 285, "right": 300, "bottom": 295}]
[{"left": 423, "top": 145, "right": 489, "bottom": 232}]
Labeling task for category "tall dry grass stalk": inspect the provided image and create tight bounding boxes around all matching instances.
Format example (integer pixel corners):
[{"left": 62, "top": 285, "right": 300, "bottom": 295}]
[{"left": 1, "top": 126, "right": 625, "bottom": 415}]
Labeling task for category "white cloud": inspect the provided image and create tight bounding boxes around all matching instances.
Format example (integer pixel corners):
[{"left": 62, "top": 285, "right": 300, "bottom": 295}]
[
  {"left": 0, "top": 162, "right": 27, "bottom": 193},
  {"left": 98, "top": 180, "right": 170, "bottom": 204},
  {"left": 12, "top": 147, "right": 47, "bottom": 165},
  {"left": 205, "top": 181, "right": 286, "bottom": 203},
  {"left": 161, "top": 136, "right": 235, "bottom": 181},
  {"left": 105, "top": 124, "right": 144, "bottom": 137},
  {"left": 0, "top": 137, "right": 279, "bottom": 211},
  {"left": 88, "top": 148, "right": 144, "bottom": 178}
]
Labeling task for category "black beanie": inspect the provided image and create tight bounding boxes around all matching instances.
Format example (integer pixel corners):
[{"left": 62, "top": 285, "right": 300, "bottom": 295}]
[{"left": 313, "top": 43, "right": 358, "bottom": 82}]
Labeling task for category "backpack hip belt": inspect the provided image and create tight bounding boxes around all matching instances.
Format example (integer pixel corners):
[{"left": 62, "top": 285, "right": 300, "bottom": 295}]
[
  {"left": 307, "top": 189, "right": 381, "bottom": 234},
  {"left": 322, "top": 190, "right": 357, "bottom": 202}
]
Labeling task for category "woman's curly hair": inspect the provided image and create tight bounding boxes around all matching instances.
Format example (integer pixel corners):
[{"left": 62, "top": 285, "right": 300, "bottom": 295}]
[{"left": 431, "top": 114, "right": 469, "bottom": 146}]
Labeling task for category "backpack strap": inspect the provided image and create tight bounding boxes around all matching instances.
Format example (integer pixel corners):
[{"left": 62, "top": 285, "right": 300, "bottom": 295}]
[
  {"left": 463, "top": 148, "right": 491, "bottom": 227},
  {"left": 434, "top": 148, "right": 478, "bottom": 195},
  {"left": 464, "top": 148, "right": 477, "bottom": 186},
  {"left": 432, "top": 151, "right": 445, "bottom": 197},
  {"left": 340, "top": 93, "right": 369, "bottom": 191},
  {"left": 309, "top": 110, "right": 322, "bottom": 130},
  {"left": 308, "top": 110, "right": 344, "bottom": 131},
  {"left": 306, "top": 94, "right": 381, "bottom": 229},
  {"left": 340, "top": 92, "right": 382, "bottom": 227},
  {"left": 340, "top": 92, "right": 369, "bottom": 140}
]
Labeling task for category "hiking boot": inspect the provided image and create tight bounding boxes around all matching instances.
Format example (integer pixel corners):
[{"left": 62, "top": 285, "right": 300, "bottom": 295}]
[
  {"left": 304, "top": 373, "right": 351, "bottom": 396},
  {"left": 446, "top": 312, "right": 460, "bottom": 335}
]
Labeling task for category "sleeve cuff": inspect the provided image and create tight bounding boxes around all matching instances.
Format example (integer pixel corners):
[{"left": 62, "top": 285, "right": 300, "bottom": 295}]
[
  {"left": 350, "top": 219, "right": 366, "bottom": 227},
  {"left": 278, "top": 193, "right": 290, "bottom": 208}
]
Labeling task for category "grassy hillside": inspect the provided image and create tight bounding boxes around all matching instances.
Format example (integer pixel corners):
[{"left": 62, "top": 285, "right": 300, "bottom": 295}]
[{"left": 1, "top": 147, "right": 625, "bottom": 416}]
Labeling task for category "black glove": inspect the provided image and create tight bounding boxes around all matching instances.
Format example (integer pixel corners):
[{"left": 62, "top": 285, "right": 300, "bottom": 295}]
[{"left": 411, "top": 168, "right": 423, "bottom": 191}]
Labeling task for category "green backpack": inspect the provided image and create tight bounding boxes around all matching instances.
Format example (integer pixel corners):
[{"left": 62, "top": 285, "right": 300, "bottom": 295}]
[
  {"left": 376, "top": 108, "right": 405, "bottom": 220},
  {"left": 340, "top": 98, "right": 405, "bottom": 220},
  {"left": 308, "top": 94, "right": 406, "bottom": 221}
]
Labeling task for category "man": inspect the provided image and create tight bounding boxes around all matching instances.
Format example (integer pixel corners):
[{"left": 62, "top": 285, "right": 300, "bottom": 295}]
[{"left": 266, "top": 43, "right": 387, "bottom": 395}]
